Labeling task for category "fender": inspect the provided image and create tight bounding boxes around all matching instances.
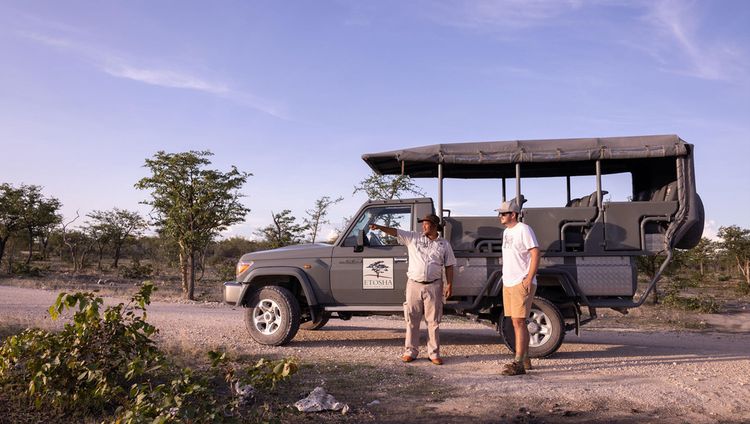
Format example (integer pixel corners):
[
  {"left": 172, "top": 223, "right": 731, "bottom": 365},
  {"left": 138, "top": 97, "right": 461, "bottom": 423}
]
[
  {"left": 488, "top": 268, "right": 579, "bottom": 298},
  {"left": 238, "top": 266, "right": 319, "bottom": 322},
  {"left": 536, "top": 268, "right": 578, "bottom": 298}
]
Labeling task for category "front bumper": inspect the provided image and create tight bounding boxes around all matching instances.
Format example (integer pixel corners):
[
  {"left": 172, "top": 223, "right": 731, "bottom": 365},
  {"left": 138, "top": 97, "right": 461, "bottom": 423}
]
[{"left": 223, "top": 281, "right": 243, "bottom": 305}]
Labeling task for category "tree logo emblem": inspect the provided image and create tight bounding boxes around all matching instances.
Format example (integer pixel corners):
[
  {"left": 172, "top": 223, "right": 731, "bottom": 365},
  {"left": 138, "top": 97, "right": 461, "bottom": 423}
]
[{"left": 365, "top": 260, "right": 390, "bottom": 278}]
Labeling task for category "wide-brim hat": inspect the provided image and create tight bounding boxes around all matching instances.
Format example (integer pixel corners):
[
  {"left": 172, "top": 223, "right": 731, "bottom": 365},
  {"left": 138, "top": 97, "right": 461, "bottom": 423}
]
[{"left": 418, "top": 214, "right": 443, "bottom": 230}]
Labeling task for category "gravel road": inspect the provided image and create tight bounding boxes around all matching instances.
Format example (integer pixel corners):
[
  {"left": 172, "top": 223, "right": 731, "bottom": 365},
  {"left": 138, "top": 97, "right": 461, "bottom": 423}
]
[{"left": 2, "top": 285, "right": 749, "bottom": 423}]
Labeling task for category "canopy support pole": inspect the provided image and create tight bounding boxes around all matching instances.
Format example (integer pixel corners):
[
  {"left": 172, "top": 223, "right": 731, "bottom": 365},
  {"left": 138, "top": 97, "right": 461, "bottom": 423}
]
[
  {"left": 515, "top": 163, "right": 521, "bottom": 204},
  {"left": 596, "top": 160, "right": 602, "bottom": 207},
  {"left": 438, "top": 163, "right": 444, "bottom": 221}
]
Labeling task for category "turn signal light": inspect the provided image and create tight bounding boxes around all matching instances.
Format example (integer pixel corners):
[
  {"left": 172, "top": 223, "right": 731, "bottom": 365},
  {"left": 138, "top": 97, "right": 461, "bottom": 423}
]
[{"left": 236, "top": 261, "right": 254, "bottom": 277}]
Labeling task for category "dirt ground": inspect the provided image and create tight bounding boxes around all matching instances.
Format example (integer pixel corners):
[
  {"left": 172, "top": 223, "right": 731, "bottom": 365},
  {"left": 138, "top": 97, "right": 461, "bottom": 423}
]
[{"left": 2, "top": 281, "right": 750, "bottom": 423}]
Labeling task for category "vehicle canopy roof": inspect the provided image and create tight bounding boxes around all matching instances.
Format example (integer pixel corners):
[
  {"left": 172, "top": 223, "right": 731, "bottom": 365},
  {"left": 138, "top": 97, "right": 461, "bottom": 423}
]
[{"left": 362, "top": 134, "right": 692, "bottom": 179}]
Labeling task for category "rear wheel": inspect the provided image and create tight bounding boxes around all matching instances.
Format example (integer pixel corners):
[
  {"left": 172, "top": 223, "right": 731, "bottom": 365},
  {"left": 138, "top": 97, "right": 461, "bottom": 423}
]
[
  {"left": 300, "top": 312, "right": 330, "bottom": 330},
  {"left": 501, "top": 296, "right": 565, "bottom": 358},
  {"left": 244, "top": 286, "right": 300, "bottom": 346}
]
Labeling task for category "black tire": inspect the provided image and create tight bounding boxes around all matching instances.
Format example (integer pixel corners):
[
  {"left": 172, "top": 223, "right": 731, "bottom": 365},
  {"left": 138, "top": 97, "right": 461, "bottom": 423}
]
[
  {"left": 244, "top": 286, "right": 301, "bottom": 346},
  {"left": 300, "top": 312, "right": 330, "bottom": 331},
  {"left": 500, "top": 296, "right": 565, "bottom": 358}
]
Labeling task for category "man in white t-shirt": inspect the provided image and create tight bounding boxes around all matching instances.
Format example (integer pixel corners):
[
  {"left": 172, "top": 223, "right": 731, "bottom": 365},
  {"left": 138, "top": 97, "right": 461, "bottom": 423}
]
[
  {"left": 370, "top": 214, "right": 456, "bottom": 365},
  {"left": 497, "top": 200, "right": 540, "bottom": 376}
]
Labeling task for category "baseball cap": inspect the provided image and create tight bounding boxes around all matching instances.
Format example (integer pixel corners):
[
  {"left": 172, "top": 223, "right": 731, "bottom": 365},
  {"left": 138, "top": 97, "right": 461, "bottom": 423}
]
[{"left": 495, "top": 200, "right": 520, "bottom": 214}]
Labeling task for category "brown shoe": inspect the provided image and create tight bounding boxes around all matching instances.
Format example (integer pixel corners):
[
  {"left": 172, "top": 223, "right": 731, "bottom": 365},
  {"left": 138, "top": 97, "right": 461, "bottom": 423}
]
[
  {"left": 523, "top": 358, "right": 532, "bottom": 371},
  {"left": 501, "top": 361, "right": 526, "bottom": 376},
  {"left": 430, "top": 357, "right": 444, "bottom": 365},
  {"left": 401, "top": 355, "right": 415, "bottom": 363}
]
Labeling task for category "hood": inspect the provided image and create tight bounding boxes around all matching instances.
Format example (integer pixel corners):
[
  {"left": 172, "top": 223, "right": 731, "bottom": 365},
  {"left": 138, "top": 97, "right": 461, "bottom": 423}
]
[{"left": 240, "top": 243, "right": 334, "bottom": 262}]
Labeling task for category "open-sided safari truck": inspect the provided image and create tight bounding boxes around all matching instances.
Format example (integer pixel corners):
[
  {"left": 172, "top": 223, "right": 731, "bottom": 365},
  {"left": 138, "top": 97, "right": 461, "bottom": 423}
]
[{"left": 224, "top": 134, "right": 703, "bottom": 357}]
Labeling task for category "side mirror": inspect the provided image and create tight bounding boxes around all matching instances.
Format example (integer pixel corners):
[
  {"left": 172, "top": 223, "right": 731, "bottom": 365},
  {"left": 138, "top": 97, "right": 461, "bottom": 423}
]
[{"left": 354, "top": 229, "right": 366, "bottom": 252}]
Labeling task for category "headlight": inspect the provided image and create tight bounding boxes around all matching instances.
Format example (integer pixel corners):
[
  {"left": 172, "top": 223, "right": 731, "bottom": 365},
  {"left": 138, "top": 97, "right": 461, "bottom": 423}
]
[{"left": 236, "top": 261, "right": 254, "bottom": 278}]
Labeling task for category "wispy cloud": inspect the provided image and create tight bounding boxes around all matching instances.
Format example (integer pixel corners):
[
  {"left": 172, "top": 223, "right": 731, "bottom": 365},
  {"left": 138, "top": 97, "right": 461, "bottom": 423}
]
[
  {"left": 421, "top": 0, "right": 747, "bottom": 83},
  {"left": 18, "top": 30, "right": 288, "bottom": 119},
  {"left": 102, "top": 63, "right": 230, "bottom": 95},
  {"left": 20, "top": 31, "right": 79, "bottom": 50},
  {"left": 641, "top": 0, "right": 747, "bottom": 82},
  {"left": 424, "top": 0, "right": 583, "bottom": 31}
]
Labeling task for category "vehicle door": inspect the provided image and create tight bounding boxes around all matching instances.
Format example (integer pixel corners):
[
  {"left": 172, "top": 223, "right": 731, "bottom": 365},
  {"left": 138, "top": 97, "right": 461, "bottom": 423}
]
[{"left": 330, "top": 204, "right": 412, "bottom": 304}]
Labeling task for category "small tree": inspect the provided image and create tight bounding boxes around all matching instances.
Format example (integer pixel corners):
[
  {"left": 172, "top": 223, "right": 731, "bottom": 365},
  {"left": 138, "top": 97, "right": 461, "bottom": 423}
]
[
  {"left": 329, "top": 215, "right": 353, "bottom": 243},
  {"left": 84, "top": 221, "right": 110, "bottom": 271},
  {"left": 257, "top": 210, "right": 308, "bottom": 249},
  {"left": 38, "top": 221, "right": 60, "bottom": 261},
  {"left": 353, "top": 173, "right": 425, "bottom": 201},
  {"left": 718, "top": 225, "right": 750, "bottom": 288},
  {"left": 685, "top": 237, "right": 718, "bottom": 278},
  {"left": 0, "top": 183, "right": 24, "bottom": 267},
  {"left": 304, "top": 195, "right": 343, "bottom": 243},
  {"left": 136, "top": 151, "right": 251, "bottom": 300},
  {"left": 0, "top": 184, "right": 61, "bottom": 269},
  {"left": 17, "top": 185, "right": 62, "bottom": 265},
  {"left": 86, "top": 208, "right": 148, "bottom": 268},
  {"left": 61, "top": 212, "right": 94, "bottom": 272}
]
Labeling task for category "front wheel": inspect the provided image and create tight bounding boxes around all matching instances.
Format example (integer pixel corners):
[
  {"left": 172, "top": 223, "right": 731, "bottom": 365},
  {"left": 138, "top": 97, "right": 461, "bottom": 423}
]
[
  {"left": 244, "top": 286, "right": 301, "bottom": 346},
  {"left": 500, "top": 296, "right": 565, "bottom": 358}
]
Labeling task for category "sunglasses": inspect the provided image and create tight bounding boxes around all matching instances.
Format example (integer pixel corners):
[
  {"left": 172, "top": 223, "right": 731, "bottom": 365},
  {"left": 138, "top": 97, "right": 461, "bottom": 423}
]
[{"left": 498, "top": 212, "right": 513, "bottom": 217}]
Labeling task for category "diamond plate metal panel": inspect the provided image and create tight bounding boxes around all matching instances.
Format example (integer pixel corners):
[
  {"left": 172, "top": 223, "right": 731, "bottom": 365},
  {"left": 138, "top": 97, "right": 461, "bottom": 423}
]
[
  {"left": 645, "top": 234, "right": 666, "bottom": 253},
  {"left": 576, "top": 256, "right": 636, "bottom": 296}
]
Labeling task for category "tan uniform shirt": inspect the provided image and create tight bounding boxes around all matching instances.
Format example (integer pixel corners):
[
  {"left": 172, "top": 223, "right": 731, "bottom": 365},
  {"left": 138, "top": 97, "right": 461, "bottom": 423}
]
[{"left": 396, "top": 229, "right": 456, "bottom": 282}]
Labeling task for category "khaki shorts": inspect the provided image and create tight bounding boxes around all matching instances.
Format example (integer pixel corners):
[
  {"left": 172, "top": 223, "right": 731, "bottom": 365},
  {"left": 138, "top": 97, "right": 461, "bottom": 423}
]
[{"left": 503, "top": 283, "right": 537, "bottom": 319}]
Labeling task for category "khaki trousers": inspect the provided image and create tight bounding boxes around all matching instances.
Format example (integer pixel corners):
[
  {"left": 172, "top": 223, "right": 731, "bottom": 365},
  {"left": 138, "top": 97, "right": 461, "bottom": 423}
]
[{"left": 404, "top": 279, "right": 443, "bottom": 359}]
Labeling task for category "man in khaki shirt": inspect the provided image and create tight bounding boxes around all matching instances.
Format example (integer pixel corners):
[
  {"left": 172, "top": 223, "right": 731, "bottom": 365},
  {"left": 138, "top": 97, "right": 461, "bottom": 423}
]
[{"left": 370, "top": 214, "right": 456, "bottom": 365}]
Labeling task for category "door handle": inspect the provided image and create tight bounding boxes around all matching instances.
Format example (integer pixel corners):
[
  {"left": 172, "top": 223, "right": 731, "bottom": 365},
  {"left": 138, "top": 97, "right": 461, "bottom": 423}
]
[
  {"left": 339, "top": 259, "right": 361, "bottom": 264},
  {"left": 394, "top": 257, "right": 408, "bottom": 263}
]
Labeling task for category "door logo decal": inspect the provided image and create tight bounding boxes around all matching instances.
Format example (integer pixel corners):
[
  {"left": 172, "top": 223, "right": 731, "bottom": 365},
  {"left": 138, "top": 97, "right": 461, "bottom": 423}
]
[{"left": 363, "top": 258, "right": 394, "bottom": 289}]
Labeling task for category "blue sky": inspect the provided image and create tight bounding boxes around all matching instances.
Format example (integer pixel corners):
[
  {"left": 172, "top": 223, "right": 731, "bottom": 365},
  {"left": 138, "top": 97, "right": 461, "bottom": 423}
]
[{"left": 1, "top": 0, "right": 748, "bottom": 241}]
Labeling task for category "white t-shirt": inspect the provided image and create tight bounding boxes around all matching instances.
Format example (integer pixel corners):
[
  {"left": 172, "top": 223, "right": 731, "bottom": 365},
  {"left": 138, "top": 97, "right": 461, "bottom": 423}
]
[
  {"left": 396, "top": 229, "right": 457, "bottom": 282},
  {"left": 501, "top": 222, "right": 539, "bottom": 287}
]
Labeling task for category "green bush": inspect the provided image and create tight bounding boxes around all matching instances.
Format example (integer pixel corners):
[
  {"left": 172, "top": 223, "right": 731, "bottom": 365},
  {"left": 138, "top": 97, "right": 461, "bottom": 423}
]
[
  {"left": 120, "top": 260, "right": 153, "bottom": 279},
  {"left": 718, "top": 275, "right": 731, "bottom": 282},
  {"left": 0, "top": 282, "right": 297, "bottom": 422},
  {"left": 207, "top": 237, "right": 266, "bottom": 281},
  {"left": 671, "top": 275, "right": 700, "bottom": 290},
  {"left": 1, "top": 283, "right": 163, "bottom": 418},
  {"left": 662, "top": 290, "right": 722, "bottom": 314},
  {"left": 10, "top": 262, "right": 44, "bottom": 277},
  {"left": 210, "top": 351, "right": 298, "bottom": 391}
]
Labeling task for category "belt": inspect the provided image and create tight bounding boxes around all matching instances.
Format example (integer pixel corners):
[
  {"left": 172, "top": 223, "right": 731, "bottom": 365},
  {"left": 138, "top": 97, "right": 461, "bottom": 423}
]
[{"left": 412, "top": 279, "right": 440, "bottom": 284}]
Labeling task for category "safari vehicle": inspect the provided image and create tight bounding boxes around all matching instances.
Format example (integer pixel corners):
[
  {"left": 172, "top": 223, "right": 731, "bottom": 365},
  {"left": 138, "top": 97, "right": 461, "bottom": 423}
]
[{"left": 224, "top": 134, "right": 703, "bottom": 357}]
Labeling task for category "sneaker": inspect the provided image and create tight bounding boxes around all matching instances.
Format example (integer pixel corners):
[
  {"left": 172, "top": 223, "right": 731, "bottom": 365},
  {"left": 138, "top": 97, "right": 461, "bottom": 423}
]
[
  {"left": 501, "top": 361, "right": 526, "bottom": 376},
  {"left": 430, "top": 357, "right": 444, "bottom": 365},
  {"left": 401, "top": 355, "right": 415, "bottom": 363},
  {"left": 523, "top": 358, "right": 532, "bottom": 371}
]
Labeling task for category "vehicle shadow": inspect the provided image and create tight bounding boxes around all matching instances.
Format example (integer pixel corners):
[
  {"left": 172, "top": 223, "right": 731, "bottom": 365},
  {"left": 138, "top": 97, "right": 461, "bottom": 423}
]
[
  {"left": 292, "top": 325, "right": 750, "bottom": 367},
  {"left": 292, "top": 326, "right": 502, "bottom": 349}
]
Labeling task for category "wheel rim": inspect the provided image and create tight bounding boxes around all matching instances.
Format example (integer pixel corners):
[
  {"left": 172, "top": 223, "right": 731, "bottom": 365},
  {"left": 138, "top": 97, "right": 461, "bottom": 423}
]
[
  {"left": 253, "top": 299, "right": 283, "bottom": 335},
  {"left": 526, "top": 308, "right": 552, "bottom": 347}
]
